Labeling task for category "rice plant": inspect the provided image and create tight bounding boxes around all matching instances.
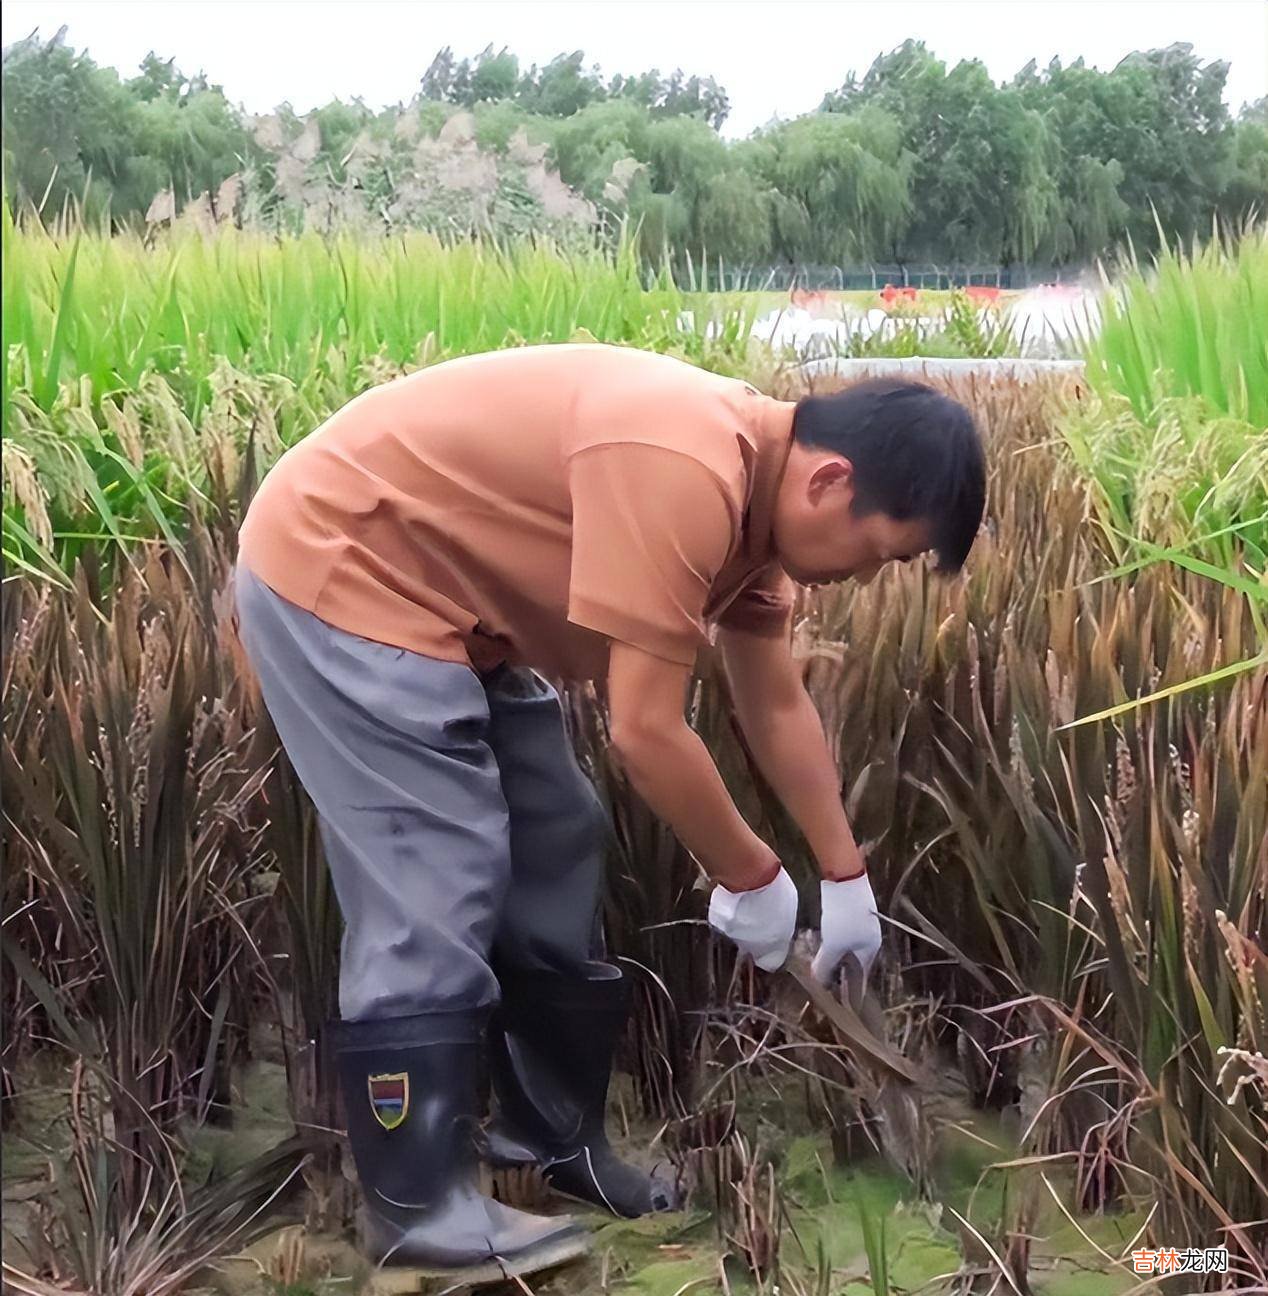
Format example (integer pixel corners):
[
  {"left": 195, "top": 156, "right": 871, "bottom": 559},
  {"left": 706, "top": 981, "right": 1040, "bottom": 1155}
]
[
  {"left": 2, "top": 216, "right": 773, "bottom": 586},
  {"left": 3, "top": 217, "right": 1266, "bottom": 1292},
  {"left": 1068, "top": 214, "right": 1268, "bottom": 569},
  {"left": 0, "top": 526, "right": 320, "bottom": 1291},
  {"left": 1083, "top": 211, "right": 1268, "bottom": 429},
  {"left": 763, "top": 367, "right": 1266, "bottom": 1285}
]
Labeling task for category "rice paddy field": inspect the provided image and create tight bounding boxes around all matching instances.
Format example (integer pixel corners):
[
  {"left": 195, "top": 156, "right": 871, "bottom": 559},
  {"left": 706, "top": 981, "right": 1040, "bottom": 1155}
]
[{"left": 1, "top": 214, "right": 1265, "bottom": 1296}]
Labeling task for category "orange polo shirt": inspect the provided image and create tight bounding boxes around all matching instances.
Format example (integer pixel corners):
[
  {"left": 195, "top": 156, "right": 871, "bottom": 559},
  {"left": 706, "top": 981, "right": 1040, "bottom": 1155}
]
[{"left": 237, "top": 342, "right": 798, "bottom": 682}]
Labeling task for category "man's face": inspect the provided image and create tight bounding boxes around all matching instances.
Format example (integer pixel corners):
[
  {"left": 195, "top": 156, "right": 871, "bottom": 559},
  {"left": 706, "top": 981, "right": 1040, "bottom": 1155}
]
[{"left": 772, "top": 445, "right": 934, "bottom": 588}]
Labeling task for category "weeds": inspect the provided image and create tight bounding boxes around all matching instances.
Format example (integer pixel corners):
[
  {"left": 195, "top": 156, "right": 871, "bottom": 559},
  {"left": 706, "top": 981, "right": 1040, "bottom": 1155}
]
[{"left": 3, "top": 225, "right": 1265, "bottom": 1290}]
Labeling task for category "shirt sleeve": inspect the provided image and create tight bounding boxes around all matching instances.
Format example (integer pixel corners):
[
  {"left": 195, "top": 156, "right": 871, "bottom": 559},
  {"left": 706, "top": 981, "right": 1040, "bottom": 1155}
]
[
  {"left": 566, "top": 443, "right": 736, "bottom": 666},
  {"left": 715, "top": 559, "right": 797, "bottom": 638}
]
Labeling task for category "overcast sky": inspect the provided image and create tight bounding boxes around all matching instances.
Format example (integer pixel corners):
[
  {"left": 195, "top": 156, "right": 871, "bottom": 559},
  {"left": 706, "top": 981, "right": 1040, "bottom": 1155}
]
[{"left": 3, "top": 0, "right": 1265, "bottom": 138}]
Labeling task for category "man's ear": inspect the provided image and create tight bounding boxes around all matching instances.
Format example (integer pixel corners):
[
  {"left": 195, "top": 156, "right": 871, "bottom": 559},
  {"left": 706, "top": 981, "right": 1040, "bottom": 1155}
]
[{"left": 807, "top": 456, "right": 853, "bottom": 503}]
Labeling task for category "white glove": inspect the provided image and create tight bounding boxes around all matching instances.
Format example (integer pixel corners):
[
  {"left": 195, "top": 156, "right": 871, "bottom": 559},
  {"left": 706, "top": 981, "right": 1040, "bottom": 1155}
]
[
  {"left": 707, "top": 865, "right": 799, "bottom": 971},
  {"left": 810, "top": 874, "right": 882, "bottom": 984}
]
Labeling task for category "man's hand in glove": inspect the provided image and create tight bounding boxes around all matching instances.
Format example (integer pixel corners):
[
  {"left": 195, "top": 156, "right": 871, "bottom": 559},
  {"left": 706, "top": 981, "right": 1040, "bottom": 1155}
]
[
  {"left": 810, "top": 872, "right": 881, "bottom": 984},
  {"left": 706, "top": 861, "right": 799, "bottom": 971}
]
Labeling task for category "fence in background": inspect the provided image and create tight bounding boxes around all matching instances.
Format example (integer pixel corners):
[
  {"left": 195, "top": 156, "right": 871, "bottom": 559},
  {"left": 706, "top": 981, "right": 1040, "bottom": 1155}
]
[{"left": 655, "top": 262, "right": 1088, "bottom": 292}]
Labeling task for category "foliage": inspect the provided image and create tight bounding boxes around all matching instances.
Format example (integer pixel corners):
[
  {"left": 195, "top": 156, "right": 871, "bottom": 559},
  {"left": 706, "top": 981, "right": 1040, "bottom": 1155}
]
[
  {"left": 0, "top": 530, "right": 318, "bottom": 1292},
  {"left": 824, "top": 37, "right": 1256, "bottom": 264},
  {"left": 4, "top": 29, "right": 1266, "bottom": 272},
  {"left": 420, "top": 43, "right": 731, "bottom": 130},
  {"left": 1, "top": 29, "right": 254, "bottom": 223},
  {"left": 1081, "top": 214, "right": 1268, "bottom": 429},
  {"left": 1, "top": 181, "right": 1266, "bottom": 1293},
  {"left": 0, "top": 220, "right": 777, "bottom": 581},
  {"left": 1063, "top": 216, "right": 1267, "bottom": 630}
]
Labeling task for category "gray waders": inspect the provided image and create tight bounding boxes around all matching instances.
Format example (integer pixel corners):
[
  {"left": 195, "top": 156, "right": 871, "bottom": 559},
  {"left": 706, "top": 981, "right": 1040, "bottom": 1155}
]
[{"left": 233, "top": 564, "right": 678, "bottom": 1278}]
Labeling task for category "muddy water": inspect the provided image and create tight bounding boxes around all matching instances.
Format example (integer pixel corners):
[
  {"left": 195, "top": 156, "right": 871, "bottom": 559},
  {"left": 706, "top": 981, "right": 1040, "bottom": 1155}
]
[{"left": 2, "top": 1047, "right": 1148, "bottom": 1295}]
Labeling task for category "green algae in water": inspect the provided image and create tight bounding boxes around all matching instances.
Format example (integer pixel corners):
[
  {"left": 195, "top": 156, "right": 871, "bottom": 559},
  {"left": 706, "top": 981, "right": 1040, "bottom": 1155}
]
[{"left": 3, "top": 1054, "right": 1151, "bottom": 1296}]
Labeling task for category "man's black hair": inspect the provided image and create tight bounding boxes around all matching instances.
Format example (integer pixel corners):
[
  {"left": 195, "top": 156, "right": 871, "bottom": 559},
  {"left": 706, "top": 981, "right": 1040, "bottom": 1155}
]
[{"left": 791, "top": 378, "right": 987, "bottom": 574}]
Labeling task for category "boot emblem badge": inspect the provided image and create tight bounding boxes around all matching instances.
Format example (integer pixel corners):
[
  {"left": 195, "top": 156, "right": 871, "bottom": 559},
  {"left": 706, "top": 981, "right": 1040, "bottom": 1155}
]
[{"left": 368, "top": 1072, "right": 409, "bottom": 1130}]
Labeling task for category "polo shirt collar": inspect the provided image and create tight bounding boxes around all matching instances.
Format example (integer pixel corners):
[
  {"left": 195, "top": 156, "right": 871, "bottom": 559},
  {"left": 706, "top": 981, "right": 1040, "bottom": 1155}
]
[{"left": 742, "top": 394, "right": 796, "bottom": 564}]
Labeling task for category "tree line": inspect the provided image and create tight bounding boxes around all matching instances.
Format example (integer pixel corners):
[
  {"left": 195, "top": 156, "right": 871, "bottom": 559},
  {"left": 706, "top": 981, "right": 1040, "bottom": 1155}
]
[{"left": 3, "top": 28, "right": 1265, "bottom": 270}]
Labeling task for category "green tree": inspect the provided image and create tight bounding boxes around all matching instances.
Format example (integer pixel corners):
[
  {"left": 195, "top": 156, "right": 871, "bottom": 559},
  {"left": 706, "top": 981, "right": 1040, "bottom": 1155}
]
[
  {"left": 745, "top": 106, "right": 915, "bottom": 263},
  {"left": 640, "top": 114, "right": 728, "bottom": 256},
  {"left": 470, "top": 46, "right": 520, "bottom": 104},
  {"left": 935, "top": 84, "right": 1062, "bottom": 264},
  {"left": 2, "top": 29, "right": 249, "bottom": 223},
  {"left": 127, "top": 75, "right": 251, "bottom": 211},
  {"left": 417, "top": 45, "right": 728, "bottom": 127},
  {"left": 419, "top": 46, "right": 469, "bottom": 104},
  {"left": 610, "top": 68, "right": 730, "bottom": 130},
  {"left": 517, "top": 51, "right": 607, "bottom": 118},
  {"left": 546, "top": 98, "right": 654, "bottom": 199},
  {"left": 127, "top": 51, "right": 184, "bottom": 102},
  {"left": 1010, "top": 44, "right": 1238, "bottom": 257},
  {"left": 694, "top": 166, "right": 772, "bottom": 263},
  {"left": 1220, "top": 102, "right": 1268, "bottom": 222},
  {"left": 4, "top": 27, "right": 1257, "bottom": 271},
  {"left": 2, "top": 27, "right": 134, "bottom": 220},
  {"left": 420, "top": 44, "right": 523, "bottom": 107},
  {"left": 822, "top": 41, "right": 1063, "bottom": 264}
]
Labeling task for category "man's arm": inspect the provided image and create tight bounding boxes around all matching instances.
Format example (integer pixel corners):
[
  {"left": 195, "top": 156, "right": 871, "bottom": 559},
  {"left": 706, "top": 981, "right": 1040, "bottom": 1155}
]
[
  {"left": 606, "top": 640, "right": 781, "bottom": 893},
  {"left": 717, "top": 624, "right": 867, "bottom": 881},
  {"left": 718, "top": 623, "right": 883, "bottom": 985},
  {"left": 563, "top": 443, "right": 787, "bottom": 893}
]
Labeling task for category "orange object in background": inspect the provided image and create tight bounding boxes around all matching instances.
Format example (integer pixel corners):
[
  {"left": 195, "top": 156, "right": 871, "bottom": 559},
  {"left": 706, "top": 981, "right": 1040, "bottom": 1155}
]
[
  {"left": 965, "top": 285, "right": 1001, "bottom": 304},
  {"left": 789, "top": 286, "right": 832, "bottom": 315},
  {"left": 879, "top": 284, "right": 919, "bottom": 306}
]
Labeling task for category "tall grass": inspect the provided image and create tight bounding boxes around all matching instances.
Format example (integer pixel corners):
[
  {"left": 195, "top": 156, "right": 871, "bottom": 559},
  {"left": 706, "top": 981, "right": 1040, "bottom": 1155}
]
[
  {"left": 1, "top": 211, "right": 755, "bottom": 421},
  {"left": 1, "top": 216, "right": 767, "bottom": 581},
  {"left": 1053, "top": 216, "right": 1268, "bottom": 727},
  {"left": 1084, "top": 212, "right": 1268, "bottom": 429},
  {"left": 1070, "top": 215, "right": 1268, "bottom": 569},
  {"left": 0, "top": 525, "right": 318, "bottom": 1291},
  {"left": 3, "top": 216, "right": 1266, "bottom": 1291},
  {"left": 4, "top": 371, "right": 1264, "bottom": 1292},
  {"left": 771, "top": 366, "right": 1266, "bottom": 1286}
]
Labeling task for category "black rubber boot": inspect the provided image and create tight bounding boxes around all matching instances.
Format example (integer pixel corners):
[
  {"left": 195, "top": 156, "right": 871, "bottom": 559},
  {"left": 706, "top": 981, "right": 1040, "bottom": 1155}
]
[
  {"left": 329, "top": 1008, "right": 591, "bottom": 1278},
  {"left": 481, "top": 964, "right": 682, "bottom": 1217}
]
